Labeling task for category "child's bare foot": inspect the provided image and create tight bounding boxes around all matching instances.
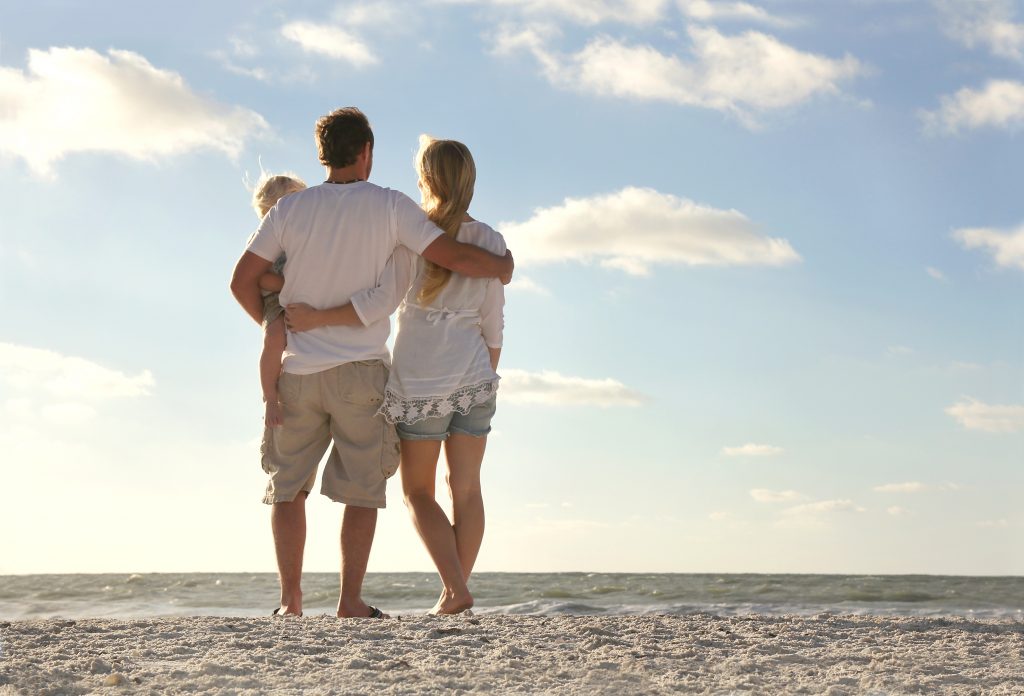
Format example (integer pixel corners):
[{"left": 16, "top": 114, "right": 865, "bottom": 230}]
[{"left": 264, "top": 400, "right": 284, "bottom": 428}]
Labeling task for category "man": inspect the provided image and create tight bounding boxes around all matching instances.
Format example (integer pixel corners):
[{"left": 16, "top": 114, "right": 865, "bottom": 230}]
[{"left": 230, "top": 107, "right": 513, "bottom": 618}]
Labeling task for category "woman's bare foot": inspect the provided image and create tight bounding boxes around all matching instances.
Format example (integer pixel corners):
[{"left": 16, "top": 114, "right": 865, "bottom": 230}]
[
  {"left": 428, "top": 588, "right": 474, "bottom": 615},
  {"left": 265, "top": 400, "right": 284, "bottom": 428}
]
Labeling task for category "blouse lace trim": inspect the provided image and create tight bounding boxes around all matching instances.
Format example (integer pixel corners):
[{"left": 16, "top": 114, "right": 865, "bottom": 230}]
[{"left": 378, "top": 379, "right": 498, "bottom": 425}]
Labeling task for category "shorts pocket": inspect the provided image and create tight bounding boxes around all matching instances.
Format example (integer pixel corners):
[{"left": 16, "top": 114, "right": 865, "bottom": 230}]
[
  {"left": 340, "top": 361, "right": 387, "bottom": 406},
  {"left": 380, "top": 422, "right": 400, "bottom": 479}
]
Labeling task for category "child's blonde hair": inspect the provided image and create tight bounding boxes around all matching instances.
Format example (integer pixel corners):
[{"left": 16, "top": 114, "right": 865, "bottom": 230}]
[
  {"left": 252, "top": 172, "right": 307, "bottom": 218},
  {"left": 415, "top": 135, "right": 476, "bottom": 305}
]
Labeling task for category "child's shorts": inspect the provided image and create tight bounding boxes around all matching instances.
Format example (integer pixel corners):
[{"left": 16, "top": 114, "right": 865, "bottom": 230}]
[
  {"left": 262, "top": 291, "right": 284, "bottom": 328},
  {"left": 396, "top": 396, "right": 497, "bottom": 441}
]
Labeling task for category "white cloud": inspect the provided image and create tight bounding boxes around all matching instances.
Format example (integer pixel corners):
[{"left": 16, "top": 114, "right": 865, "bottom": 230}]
[
  {"left": 0, "top": 343, "right": 153, "bottom": 427},
  {"left": 921, "top": 79, "right": 1024, "bottom": 134},
  {"left": 500, "top": 368, "right": 645, "bottom": 406},
  {"left": 0, "top": 47, "right": 269, "bottom": 177},
  {"left": 679, "top": 0, "right": 794, "bottom": 27},
  {"left": 874, "top": 481, "right": 926, "bottom": 493},
  {"left": 875, "top": 481, "right": 960, "bottom": 494},
  {"left": 333, "top": 1, "right": 404, "bottom": 27},
  {"left": 783, "top": 499, "right": 866, "bottom": 515},
  {"left": 977, "top": 519, "right": 1010, "bottom": 528},
  {"left": 496, "top": 25, "right": 862, "bottom": 125},
  {"left": 500, "top": 187, "right": 800, "bottom": 274},
  {"left": 281, "top": 21, "right": 379, "bottom": 66},
  {"left": 926, "top": 266, "right": 946, "bottom": 281},
  {"left": 444, "top": 0, "right": 667, "bottom": 25},
  {"left": 953, "top": 222, "right": 1024, "bottom": 271},
  {"left": 507, "top": 275, "right": 552, "bottom": 295},
  {"left": 935, "top": 0, "right": 1024, "bottom": 61},
  {"left": 0, "top": 343, "right": 154, "bottom": 401},
  {"left": 722, "top": 443, "right": 784, "bottom": 457},
  {"left": 750, "top": 489, "right": 802, "bottom": 503},
  {"left": 887, "top": 506, "right": 908, "bottom": 516},
  {"left": 946, "top": 398, "right": 1024, "bottom": 433},
  {"left": 887, "top": 345, "right": 914, "bottom": 356}
]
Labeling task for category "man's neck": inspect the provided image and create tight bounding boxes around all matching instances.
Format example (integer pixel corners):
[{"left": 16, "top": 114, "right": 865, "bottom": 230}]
[{"left": 326, "top": 166, "right": 365, "bottom": 184}]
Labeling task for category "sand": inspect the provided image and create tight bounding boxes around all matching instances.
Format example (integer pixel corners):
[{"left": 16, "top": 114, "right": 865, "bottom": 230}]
[{"left": 1, "top": 613, "right": 1021, "bottom": 695}]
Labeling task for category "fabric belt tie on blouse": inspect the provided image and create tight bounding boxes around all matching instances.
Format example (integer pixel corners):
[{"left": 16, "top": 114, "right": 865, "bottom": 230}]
[{"left": 418, "top": 306, "right": 481, "bottom": 325}]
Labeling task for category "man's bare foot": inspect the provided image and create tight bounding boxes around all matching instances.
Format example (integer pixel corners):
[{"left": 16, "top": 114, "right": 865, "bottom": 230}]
[
  {"left": 265, "top": 400, "right": 284, "bottom": 428},
  {"left": 428, "top": 589, "right": 474, "bottom": 615},
  {"left": 337, "top": 598, "right": 390, "bottom": 619}
]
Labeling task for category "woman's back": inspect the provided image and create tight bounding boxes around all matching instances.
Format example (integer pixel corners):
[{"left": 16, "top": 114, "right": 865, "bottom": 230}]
[{"left": 383, "top": 220, "right": 506, "bottom": 423}]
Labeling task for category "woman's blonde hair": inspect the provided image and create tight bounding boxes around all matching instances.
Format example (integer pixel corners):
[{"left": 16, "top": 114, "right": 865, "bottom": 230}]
[
  {"left": 415, "top": 135, "right": 476, "bottom": 304},
  {"left": 252, "top": 172, "right": 307, "bottom": 218}
]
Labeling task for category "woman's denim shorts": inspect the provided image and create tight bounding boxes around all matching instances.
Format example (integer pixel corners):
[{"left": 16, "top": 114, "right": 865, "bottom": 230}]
[{"left": 396, "top": 396, "right": 497, "bottom": 441}]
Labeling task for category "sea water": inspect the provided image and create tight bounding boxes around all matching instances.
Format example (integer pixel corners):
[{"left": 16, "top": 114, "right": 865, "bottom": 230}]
[{"left": 1, "top": 573, "right": 1022, "bottom": 620}]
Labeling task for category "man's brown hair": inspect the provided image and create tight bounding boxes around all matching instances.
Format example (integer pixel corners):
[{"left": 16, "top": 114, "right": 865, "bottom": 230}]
[{"left": 315, "top": 107, "right": 374, "bottom": 169}]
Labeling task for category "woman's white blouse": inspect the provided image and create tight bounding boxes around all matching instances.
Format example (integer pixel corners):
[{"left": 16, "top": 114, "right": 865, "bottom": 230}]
[{"left": 352, "top": 220, "right": 506, "bottom": 425}]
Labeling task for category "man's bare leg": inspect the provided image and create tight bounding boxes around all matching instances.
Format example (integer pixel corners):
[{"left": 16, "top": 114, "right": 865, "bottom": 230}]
[
  {"left": 272, "top": 492, "right": 307, "bottom": 616},
  {"left": 337, "top": 505, "right": 387, "bottom": 617}
]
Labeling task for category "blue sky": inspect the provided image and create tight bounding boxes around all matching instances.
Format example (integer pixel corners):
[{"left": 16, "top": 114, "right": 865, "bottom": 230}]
[{"left": 0, "top": 0, "right": 1021, "bottom": 576}]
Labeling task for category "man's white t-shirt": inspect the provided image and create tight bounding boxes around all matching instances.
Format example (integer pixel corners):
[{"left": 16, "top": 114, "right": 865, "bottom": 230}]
[{"left": 246, "top": 182, "right": 442, "bottom": 375}]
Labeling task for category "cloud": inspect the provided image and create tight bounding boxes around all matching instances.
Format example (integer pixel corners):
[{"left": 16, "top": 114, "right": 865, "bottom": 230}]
[
  {"left": 887, "top": 506, "right": 908, "bottom": 516},
  {"left": 507, "top": 275, "right": 552, "bottom": 295},
  {"left": 953, "top": 222, "right": 1024, "bottom": 271},
  {"left": 921, "top": 80, "right": 1024, "bottom": 134},
  {"left": 976, "top": 519, "right": 1010, "bottom": 528},
  {"left": 935, "top": 0, "right": 1024, "bottom": 62},
  {"left": 332, "top": 1, "right": 404, "bottom": 27},
  {"left": 722, "top": 443, "right": 784, "bottom": 457},
  {"left": 0, "top": 343, "right": 154, "bottom": 401},
  {"left": 926, "top": 266, "right": 946, "bottom": 281},
  {"left": 946, "top": 398, "right": 1024, "bottom": 433},
  {"left": 500, "top": 186, "right": 800, "bottom": 274},
  {"left": 887, "top": 345, "right": 914, "bottom": 356},
  {"left": 500, "top": 368, "right": 645, "bottom": 406},
  {"left": 0, "top": 47, "right": 269, "bottom": 177},
  {"left": 678, "top": 0, "right": 795, "bottom": 27},
  {"left": 874, "top": 481, "right": 927, "bottom": 493},
  {"left": 750, "top": 489, "right": 802, "bottom": 503},
  {"left": 782, "top": 499, "right": 866, "bottom": 515},
  {"left": 281, "top": 21, "right": 379, "bottom": 66},
  {"left": 443, "top": 0, "right": 667, "bottom": 25},
  {"left": 495, "top": 25, "right": 862, "bottom": 125},
  {"left": 0, "top": 343, "right": 153, "bottom": 427},
  {"left": 873, "top": 481, "right": 959, "bottom": 494}
]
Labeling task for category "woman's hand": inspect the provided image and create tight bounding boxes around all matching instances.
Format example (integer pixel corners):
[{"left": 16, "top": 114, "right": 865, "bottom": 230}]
[{"left": 285, "top": 303, "right": 322, "bottom": 333}]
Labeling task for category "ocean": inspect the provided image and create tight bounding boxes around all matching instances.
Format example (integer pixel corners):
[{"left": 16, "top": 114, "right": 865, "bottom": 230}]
[{"left": 2, "top": 573, "right": 1021, "bottom": 621}]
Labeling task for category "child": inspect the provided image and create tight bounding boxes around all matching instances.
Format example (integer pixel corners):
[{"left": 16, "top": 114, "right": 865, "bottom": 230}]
[{"left": 250, "top": 173, "right": 307, "bottom": 427}]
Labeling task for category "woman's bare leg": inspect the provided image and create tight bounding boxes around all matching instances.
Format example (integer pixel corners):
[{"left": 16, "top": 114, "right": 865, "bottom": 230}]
[
  {"left": 444, "top": 434, "right": 487, "bottom": 581},
  {"left": 260, "top": 316, "right": 286, "bottom": 427},
  {"left": 400, "top": 438, "right": 473, "bottom": 614}
]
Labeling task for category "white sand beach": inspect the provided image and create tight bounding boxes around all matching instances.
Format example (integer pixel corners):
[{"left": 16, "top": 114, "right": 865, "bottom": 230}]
[{"left": 1, "top": 613, "right": 1021, "bottom": 694}]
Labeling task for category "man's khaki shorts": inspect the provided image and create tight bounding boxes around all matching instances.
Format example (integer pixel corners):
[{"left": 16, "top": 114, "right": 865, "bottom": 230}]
[{"left": 260, "top": 360, "right": 400, "bottom": 508}]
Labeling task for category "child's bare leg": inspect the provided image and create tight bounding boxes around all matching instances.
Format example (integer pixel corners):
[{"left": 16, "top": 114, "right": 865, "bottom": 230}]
[{"left": 261, "top": 316, "right": 287, "bottom": 427}]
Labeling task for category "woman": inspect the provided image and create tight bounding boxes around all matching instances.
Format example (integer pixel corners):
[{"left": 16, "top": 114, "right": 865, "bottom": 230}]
[{"left": 382, "top": 136, "right": 504, "bottom": 615}]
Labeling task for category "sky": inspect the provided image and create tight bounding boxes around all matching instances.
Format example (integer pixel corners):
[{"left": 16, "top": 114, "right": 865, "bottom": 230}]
[{"left": 0, "top": 0, "right": 1022, "bottom": 577}]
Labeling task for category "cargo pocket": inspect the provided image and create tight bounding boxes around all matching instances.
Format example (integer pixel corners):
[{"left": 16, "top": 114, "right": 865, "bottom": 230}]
[
  {"left": 380, "top": 421, "right": 400, "bottom": 479},
  {"left": 259, "top": 427, "right": 274, "bottom": 474}
]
